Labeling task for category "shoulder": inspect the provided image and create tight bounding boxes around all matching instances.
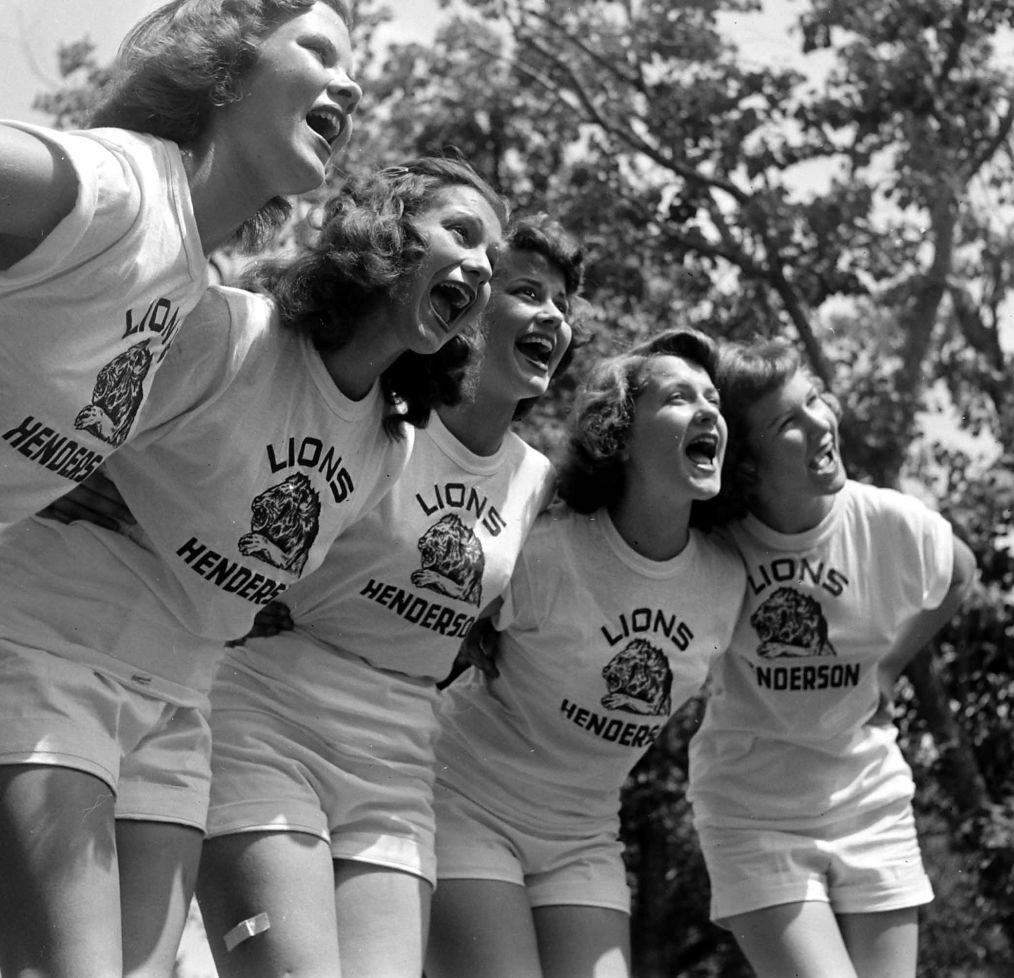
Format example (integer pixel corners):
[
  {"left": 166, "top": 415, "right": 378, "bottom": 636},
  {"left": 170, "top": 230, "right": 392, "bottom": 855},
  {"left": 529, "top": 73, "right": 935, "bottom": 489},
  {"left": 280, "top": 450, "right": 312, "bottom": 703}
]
[
  {"left": 843, "top": 479, "right": 947, "bottom": 529},
  {"left": 693, "top": 528, "right": 747, "bottom": 583}
]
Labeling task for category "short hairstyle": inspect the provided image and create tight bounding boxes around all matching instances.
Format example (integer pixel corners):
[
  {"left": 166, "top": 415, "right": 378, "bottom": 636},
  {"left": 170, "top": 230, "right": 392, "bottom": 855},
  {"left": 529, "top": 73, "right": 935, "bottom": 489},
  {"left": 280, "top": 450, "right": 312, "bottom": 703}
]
[
  {"left": 245, "top": 156, "right": 509, "bottom": 436},
  {"left": 88, "top": 0, "right": 353, "bottom": 246},
  {"left": 557, "top": 328, "right": 719, "bottom": 513},
  {"left": 495, "top": 213, "right": 590, "bottom": 420},
  {"left": 700, "top": 336, "right": 842, "bottom": 527}
]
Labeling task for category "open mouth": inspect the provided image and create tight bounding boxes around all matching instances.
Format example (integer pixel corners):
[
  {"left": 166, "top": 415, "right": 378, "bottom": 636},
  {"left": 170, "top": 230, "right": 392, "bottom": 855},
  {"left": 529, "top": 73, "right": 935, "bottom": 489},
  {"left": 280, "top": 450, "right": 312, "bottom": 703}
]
[
  {"left": 809, "top": 444, "right": 838, "bottom": 472},
  {"left": 429, "top": 281, "right": 477, "bottom": 332},
  {"left": 515, "top": 332, "right": 554, "bottom": 369},
  {"left": 305, "top": 107, "right": 345, "bottom": 148},
  {"left": 686, "top": 432, "right": 720, "bottom": 468}
]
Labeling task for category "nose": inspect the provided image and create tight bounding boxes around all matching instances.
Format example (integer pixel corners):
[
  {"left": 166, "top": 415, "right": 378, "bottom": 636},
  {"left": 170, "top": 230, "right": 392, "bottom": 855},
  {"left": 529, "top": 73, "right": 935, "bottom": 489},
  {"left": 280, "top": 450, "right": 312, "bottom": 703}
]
[
  {"left": 803, "top": 400, "right": 833, "bottom": 433},
  {"left": 328, "top": 69, "right": 362, "bottom": 114},
  {"left": 537, "top": 298, "right": 566, "bottom": 326},
  {"left": 462, "top": 245, "right": 494, "bottom": 286},
  {"left": 694, "top": 397, "right": 720, "bottom": 423}
]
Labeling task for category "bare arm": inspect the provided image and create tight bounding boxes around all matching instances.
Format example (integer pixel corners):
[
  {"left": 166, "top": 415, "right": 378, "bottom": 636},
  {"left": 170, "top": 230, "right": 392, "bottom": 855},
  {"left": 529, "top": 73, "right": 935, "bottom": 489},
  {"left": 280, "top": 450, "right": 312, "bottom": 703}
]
[{"left": 0, "top": 125, "right": 79, "bottom": 270}]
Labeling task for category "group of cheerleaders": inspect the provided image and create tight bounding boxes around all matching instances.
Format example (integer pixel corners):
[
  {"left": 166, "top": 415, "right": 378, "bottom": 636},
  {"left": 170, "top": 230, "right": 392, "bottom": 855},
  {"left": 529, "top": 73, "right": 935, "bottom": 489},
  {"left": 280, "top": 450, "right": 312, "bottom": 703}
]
[{"left": 0, "top": 2, "right": 977, "bottom": 977}]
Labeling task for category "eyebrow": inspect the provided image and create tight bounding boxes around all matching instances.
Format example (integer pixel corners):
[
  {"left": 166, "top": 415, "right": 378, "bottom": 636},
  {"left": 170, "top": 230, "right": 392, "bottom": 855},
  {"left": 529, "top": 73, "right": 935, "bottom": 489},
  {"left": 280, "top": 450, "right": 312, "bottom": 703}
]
[{"left": 303, "top": 31, "right": 341, "bottom": 61}]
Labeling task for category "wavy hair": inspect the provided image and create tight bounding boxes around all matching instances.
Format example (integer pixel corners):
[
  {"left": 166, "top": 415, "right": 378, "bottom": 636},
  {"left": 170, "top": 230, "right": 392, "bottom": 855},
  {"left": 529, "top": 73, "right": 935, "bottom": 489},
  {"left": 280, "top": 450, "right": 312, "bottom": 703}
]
[
  {"left": 245, "top": 156, "right": 509, "bottom": 436},
  {"left": 557, "top": 328, "right": 719, "bottom": 514},
  {"left": 88, "top": 0, "right": 352, "bottom": 247}
]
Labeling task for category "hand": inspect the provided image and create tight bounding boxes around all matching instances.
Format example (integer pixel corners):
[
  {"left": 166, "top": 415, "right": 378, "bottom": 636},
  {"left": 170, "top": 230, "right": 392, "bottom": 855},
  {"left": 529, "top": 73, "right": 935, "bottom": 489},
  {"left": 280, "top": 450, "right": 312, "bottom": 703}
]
[
  {"left": 870, "top": 664, "right": 896, "bottom": 726},
  {"left": 458, "top": 618, "right": 501, "bottom": 679},
  {"left": 226, "top": 601, "right": 294, "bottom": 647},
  {"left": 37, "top": 469, "right": 135, "bottom": 531}
]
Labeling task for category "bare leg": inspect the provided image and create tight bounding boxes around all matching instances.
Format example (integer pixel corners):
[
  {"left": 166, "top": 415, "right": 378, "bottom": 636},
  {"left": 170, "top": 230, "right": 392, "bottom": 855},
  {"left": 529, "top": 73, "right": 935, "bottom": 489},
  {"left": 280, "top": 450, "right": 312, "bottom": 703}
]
[
  {"left": 0, "top": 765, "right": 122, "bottom": 978},
  {"left": 118, "top": 819, "right": 203, "bottom": 978},
  {"left": 534, "top": 904, "right": 631, "bottom": 978},
  {"left": 723, "top": 900, "right": 859, "bottom": 978},
  {"left": 196, "top": 831, "right": 342, "bottom": 978},
  {"left": 839, "top": 907, "right": 918, "bottom": 978},
  {"left": 426, "top": 878, "right": 543, "bottom": 978},
  {"left": 333, "top": 860, "right": 431, "bottom": 978}
]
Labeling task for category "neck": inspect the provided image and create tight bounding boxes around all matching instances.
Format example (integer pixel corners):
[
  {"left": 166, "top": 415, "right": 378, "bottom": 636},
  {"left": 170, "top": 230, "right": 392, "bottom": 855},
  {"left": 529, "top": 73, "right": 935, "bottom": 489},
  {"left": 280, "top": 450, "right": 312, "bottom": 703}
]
[
  {"left": 750, "top": 492, "right": 836, "bottom": 534},
  {"left": 438, "top": 392, "right": 514, "bottom": 457},
  {"left": 182, "top": 142, "right": 272, "bottom": 255},
  {"left": 318, "top": 310, "right": 404, "bottom": 401},
  {"left": 609, "top": 480, "right": 693, "bottom": 561}
]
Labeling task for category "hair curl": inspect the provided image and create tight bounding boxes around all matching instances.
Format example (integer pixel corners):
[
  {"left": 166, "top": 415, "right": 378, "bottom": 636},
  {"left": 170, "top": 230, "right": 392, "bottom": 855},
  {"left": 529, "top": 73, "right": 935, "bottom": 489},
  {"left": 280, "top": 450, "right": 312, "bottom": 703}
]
[
  {"left": 245, "top": 155, "right": 509, "bottom": 436},
  {"left": 88, "top": 0, "right": 353, "bottom": 247},
  {"left": 557, "top": 328, "right": 719, "bottom": 514}
]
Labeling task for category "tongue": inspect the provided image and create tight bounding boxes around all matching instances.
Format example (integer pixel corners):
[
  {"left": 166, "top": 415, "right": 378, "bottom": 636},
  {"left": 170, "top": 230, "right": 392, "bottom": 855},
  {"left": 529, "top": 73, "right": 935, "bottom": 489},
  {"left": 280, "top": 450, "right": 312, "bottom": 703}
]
[{"left": 431, "top": 292, "right": 453, "bottom": 328}]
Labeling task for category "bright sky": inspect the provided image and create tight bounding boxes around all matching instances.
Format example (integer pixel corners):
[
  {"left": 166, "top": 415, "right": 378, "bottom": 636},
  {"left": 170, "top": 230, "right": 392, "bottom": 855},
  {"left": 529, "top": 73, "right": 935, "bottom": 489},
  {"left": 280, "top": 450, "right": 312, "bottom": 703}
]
[
  {"left": 0, "top": 0, "right": 816, "bottom": 126},
  {"left": 0, "top": 0, "right": 445, "bottom": 124}
]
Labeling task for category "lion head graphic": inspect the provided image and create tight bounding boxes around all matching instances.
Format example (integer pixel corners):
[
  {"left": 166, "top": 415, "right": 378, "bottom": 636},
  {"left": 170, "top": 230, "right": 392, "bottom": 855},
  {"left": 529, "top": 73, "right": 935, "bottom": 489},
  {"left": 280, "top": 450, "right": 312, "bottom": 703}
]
[
  {"left": 409, "top": 513, "right": 485, "bottom": 605},
  {"left": 237, "top": 472, "right": 321, "bottom": 575},
  {"left": 74, "top": 343, "right": 153, "bottom": 446},
  {"left": 600, "top": 638, "right": 673, "bottom": 716},
  {"left": 750, "top": 586, "right": 836, "bottom": 659}
]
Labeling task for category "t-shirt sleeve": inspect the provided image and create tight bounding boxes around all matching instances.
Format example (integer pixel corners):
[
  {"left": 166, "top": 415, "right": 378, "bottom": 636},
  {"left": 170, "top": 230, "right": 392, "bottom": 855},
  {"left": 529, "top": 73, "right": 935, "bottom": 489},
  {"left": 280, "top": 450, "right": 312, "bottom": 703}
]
[
  {"left": 123, "top": 288, "right": 255, "bottom": 442},
  {"left": 881, "top": 488, "right": 955, "bottom": 612},
  {"left": 702, "top": 532, "right": 749, "bottom": 658},
  {"left": 0, "top": 123, "right": 140, "bottom": 288},
  {"left": 493, "top": 513, "right": 556, "bottom": 633}
]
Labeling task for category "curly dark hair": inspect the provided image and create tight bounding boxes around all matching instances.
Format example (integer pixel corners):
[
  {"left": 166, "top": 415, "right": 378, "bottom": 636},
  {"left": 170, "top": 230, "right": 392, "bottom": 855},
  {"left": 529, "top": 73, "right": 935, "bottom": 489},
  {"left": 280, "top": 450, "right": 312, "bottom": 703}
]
[
  {"left": 495, "top": 213, "right": 590, "bottom": 420},
  {"left": 88, "top": 0, "right": 353, "bottom": 247},
  {"left": 245, "top": 156, "right": 509, "bottom": 436},
  {"left": 557, "top": 328, "right": 720, "bottom": 514}
]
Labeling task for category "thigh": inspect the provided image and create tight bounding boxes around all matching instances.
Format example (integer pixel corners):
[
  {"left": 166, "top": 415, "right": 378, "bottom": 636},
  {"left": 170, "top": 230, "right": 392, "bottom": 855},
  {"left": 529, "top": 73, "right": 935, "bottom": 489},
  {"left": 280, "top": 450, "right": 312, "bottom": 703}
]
[
  {"left": 118, "top": 819, "right": 203, "bottom": 978},
  {"left": 839, "top": 907, "right": 918, "bottom": 978},
  {"left": 534, "top": 905, "right": 631, "bottom": 978},
  {"left": 426, "top": 878, "right": 543, "bottom": 978},
  {"left": 723, "top": 900, "right": 859, "bottom": 978},
  {"left": 333, "top": 860, "right": 432, "bottom": 978},
  {"left": 196, "top": 830, "right": 341, "bottom": 978},
  {"left": 0, "top": 764, "right": 121, "bottom": 978}
]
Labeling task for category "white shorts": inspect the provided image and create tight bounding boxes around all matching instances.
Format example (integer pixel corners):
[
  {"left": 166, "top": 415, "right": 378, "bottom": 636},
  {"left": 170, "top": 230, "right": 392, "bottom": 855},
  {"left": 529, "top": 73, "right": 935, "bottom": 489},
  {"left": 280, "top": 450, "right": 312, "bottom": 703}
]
[
  {"left": 205, "top": 638, "right": 441, "bottom": 886},
  {"left": 0, "top": 639, "right": 212, "bottom": 828},
  {"left": 433, "top": 779, "right": 631, "bottom": 913},
  {"left": 696, "top": 798, "right": 934, "bottom": 922}
]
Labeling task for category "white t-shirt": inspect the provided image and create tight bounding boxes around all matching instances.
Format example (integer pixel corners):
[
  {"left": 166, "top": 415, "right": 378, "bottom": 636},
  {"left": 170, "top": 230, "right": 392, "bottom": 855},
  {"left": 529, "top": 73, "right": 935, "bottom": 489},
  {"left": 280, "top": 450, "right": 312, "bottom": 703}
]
[
  {"left": 0, "top": 123, "right": 209, "bottom": 526},
  {"left": 0, "top": 286, "right": 411, "bottom": 700},
  {"left": 235, "top": 411, "right": 555, "bottom": 688},
  {"left": 434, "top": 505, "right": 747, "bottom": 831},
  {"left": 688, "top": 480, "right": 955, "bottom": 830}
]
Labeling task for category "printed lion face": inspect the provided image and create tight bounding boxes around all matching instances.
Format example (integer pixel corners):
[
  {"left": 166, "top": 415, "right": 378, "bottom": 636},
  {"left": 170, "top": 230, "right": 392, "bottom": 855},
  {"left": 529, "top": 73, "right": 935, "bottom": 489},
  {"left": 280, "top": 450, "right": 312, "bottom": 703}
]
[
  {"left": 237, "top": 472, "right": 321, "bottom": 575},
  {"left": 74, "top": 343, "right": 153, "bottom": 446},
  {"left": 410, "top": 513, "right": 484, "bottom": 605},
  {"left": 600, "top": 637, "right": 673, "bottom": 716},
  {"left": 750, "top": 586, "right": 835, "bottom": 658}
]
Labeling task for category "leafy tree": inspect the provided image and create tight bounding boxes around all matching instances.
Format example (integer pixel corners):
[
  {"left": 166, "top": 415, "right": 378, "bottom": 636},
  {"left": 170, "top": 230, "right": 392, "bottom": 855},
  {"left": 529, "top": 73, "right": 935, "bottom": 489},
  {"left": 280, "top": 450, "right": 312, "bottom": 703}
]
[{"left": 31, "top": 0, "right": 1014, "bottom": 971}]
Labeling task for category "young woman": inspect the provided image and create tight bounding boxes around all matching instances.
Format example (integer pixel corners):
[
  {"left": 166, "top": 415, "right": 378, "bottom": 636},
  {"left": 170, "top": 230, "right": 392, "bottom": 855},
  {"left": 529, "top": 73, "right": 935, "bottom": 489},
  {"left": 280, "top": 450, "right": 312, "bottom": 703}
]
[
  {"left": 687, "top": 337, "right": 977, "bottom": 978},
  {"left": 424, "top": 329, "right": 748, "bottom": 978},
  {"left": 193, "top": 215, "right": 587, "bottom": 978},
  {"left": 0, "top": 0, "right": 361, "bottom": 527},
  {"left": 0, "top": 158, "right": 503, "bottom": 978}
]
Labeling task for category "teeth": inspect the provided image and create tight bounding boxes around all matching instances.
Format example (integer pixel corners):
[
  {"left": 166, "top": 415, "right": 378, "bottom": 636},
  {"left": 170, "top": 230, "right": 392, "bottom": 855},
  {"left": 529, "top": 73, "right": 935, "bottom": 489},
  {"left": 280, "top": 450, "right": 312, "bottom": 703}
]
[
  {"left": 517, "top": 334, "right": 554, "bottom": 365},
  {"left": 430, "top": 282, "right": 474, "bottom": 329},
  {"left": 686, "top": 434, "right": 718, "bottom": 465},
  {"left": 306, "top": 108, "right": 342, "bottom": 144}
]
